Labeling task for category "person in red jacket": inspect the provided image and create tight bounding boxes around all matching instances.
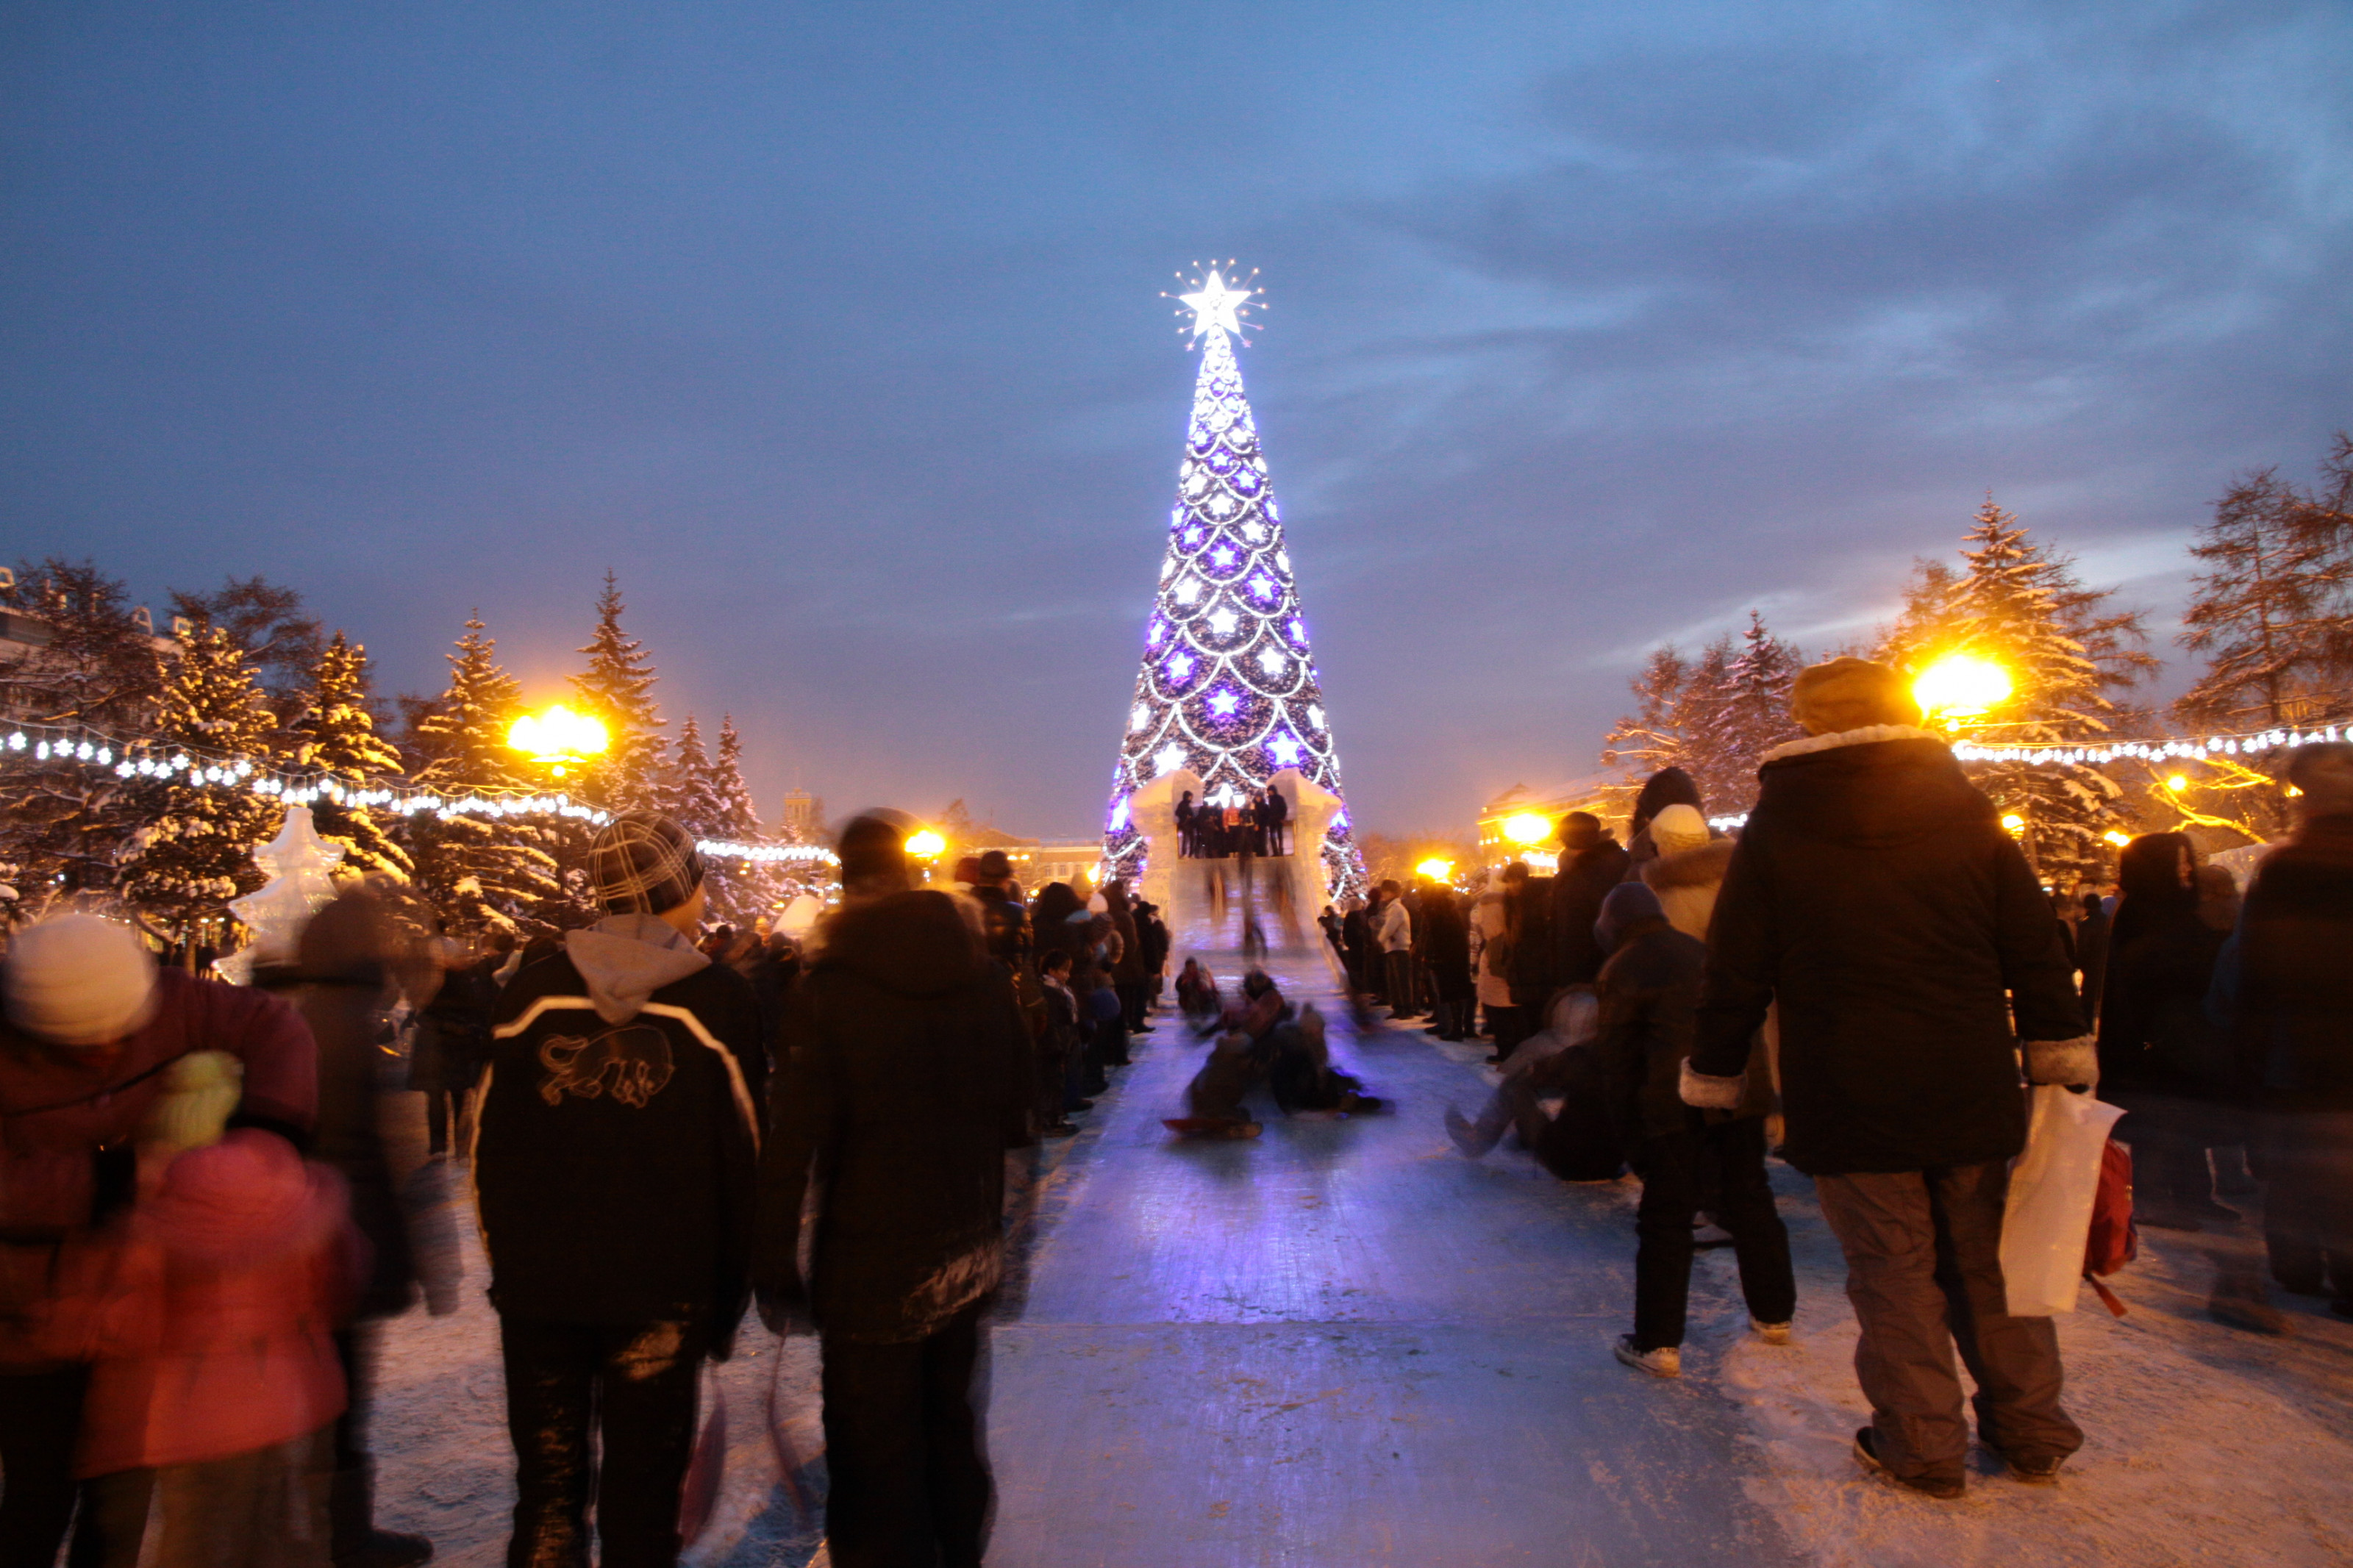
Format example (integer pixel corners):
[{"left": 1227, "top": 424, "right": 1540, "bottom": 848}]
[
  {"left": 0, "top": 913, "right": 318, "bottom": 1568},
  {"left": 40, "top": 1128, "right": 362, "bottom": 1568}
]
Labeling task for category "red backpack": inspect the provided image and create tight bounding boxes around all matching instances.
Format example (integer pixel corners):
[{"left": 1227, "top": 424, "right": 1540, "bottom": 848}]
[{"left": 2082, "top": 1138, "right": 2138, "bottom": 1316}]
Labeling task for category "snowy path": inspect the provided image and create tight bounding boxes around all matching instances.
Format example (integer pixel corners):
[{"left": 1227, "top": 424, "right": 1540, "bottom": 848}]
[{"left": 365, "top": 881, "right": 2353, "bottom": 1565}]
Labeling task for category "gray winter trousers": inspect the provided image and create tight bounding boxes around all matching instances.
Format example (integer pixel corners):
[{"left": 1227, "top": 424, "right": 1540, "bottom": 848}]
[{"left": 1813, "top": 1161, "right": 2083, "bottom": 1483}]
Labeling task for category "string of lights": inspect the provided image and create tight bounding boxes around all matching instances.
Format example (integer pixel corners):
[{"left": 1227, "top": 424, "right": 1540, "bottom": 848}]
[
  {"left": 1949, "top": 721, "right": 2345, "bottom": 767},
  {"left": 0, "top": 718, "right": 837, "bottom": 866}
]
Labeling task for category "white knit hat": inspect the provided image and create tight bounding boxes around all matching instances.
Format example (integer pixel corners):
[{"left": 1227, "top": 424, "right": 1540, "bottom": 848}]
[
  {"left": 4, "top": 913, "right": 160, "bottom": 1047},
  {"left": 1649, "top": 803, "right": 1711, "bottom": 857}
]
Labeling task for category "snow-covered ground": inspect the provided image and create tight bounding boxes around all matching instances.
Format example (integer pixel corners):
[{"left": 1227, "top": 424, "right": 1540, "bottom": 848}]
[{"left": 368, "top": 1089, "right": 2353, "bottom": 1567}]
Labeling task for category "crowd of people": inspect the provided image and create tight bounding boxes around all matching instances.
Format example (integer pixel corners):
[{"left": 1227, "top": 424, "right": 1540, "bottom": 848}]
[
  {"left": 2, "top": 649, "right": 2348, "bottom": 1561},
  {"left": 1172, "top": 784, "right": 1289, "bottom": 859},
  {"left": 0, "top": 810, "right": 1177, "bottom": 1568},
  {"left": 1320, "top": 656, "right": 2353, "bottom": 1499}
]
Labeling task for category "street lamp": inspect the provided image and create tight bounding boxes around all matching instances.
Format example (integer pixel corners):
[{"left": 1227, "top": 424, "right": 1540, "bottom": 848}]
[
  {"left": 1415, "top": 857, "right": 1454, "bottom": 882},
  {"left": 507, "top": 704, "right": 609, "bottom": 781},
  {"left": 1500, "top": 812, "right": 1552, "bottom": 847},
  {"left": 904, "top": 828, "right": 947, "bottom": 859},
  {"left": 1913, "top": 653, "right": 2013, "bottom": 728}
]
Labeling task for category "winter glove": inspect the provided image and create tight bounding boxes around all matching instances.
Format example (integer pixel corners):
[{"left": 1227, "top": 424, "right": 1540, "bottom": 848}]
[
  {"left": 1679, "top": 1059, "right": 1746, "bottom": 1111},
  {"left": 2023, "top": 1035, "right": 2099, "bottom": 1092}
]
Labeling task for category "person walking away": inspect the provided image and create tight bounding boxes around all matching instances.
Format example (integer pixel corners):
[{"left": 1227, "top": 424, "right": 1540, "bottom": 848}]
[
  {"left": 754, "top": 815, "right": 1033, "bottom": 1568},
  {"left": 2213, "top": 742, "right": 2353, "bottom": 1317},
  {"left": 1622, "top": 767, "right": 1705, "bottom": 879},
  {"left": 476, "top": 814, "right": 763, "bottom": 1568},
  {"left": 273, "top": 892, "right": 444, "bottom": 1568},
  {"left": 0, "top": 914, "right": 318, "bottom": 1568},
  {"left": 1590, "top": 884, "right": 1791, "bottom": 1378},
  {"left": 1421, "top": 884, "right": 1475, "bottom": 1041},
  {"left": 1549, "top": 813, "right": 1630, "bottom": 987},
  {"left": 2098, "top": 834, "right": 2240, "bottom": 1230},
  {"left": 1374, "top": 881, "right": 1418, "bottom": 1020},
  {"left": 1682, "top": 657, "right": 2094, "bottom": 1498},
  {"left": 2074, "top": 891, "right": 2111, "bottom": 1020},
  {"left": 1175, "top": 791, "right": 1197, "bottom": 859}
]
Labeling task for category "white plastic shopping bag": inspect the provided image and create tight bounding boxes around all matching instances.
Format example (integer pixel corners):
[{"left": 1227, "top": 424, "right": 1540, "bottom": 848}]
[{"left": 2000, "top": 1084, "right": 2127, "bottom": 1317}]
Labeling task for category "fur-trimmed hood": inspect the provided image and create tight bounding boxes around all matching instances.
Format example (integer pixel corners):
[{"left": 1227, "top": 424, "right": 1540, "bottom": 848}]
[
  {"left": 1642, "top": 838, "right": 1735, "bottom": 892},
  {"left": 1754, "top": 728, "right": 1991, "bottom": 850}
]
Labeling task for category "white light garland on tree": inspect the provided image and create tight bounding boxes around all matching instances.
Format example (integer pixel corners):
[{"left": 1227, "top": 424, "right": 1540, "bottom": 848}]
[
  {"left": 0, "top": 719, "right": 838, "bottom": 867},
  {"left": 1104, "top": 265, "right": 1361, "bottom": 889}
]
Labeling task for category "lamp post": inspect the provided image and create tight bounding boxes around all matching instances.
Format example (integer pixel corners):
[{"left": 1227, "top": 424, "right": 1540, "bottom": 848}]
[{"left": 1911, "top": 653, "right": 2013, "bottom": 731}]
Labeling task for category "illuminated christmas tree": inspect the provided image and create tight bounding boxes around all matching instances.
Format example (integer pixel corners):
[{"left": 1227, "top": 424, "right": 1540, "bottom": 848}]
[{"left": 1102, "top": 267, "right": 1357, "bottom": 889}]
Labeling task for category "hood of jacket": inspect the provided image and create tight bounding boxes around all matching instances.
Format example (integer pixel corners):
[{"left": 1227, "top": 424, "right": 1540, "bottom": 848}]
[
  {"left": 1643, "top": 837, "right": 1736, "bottom": 892},
  {"left": 1753, "top": 728, "right": 1991, "bottom": 848},
  {"left": 150, "top": 1129, "right": 344, "bottom": 1270},
  {"left": 818, "top": 889, "right": 988, "bottom": 1000},
  {"left": 564, "top": 914, "right": 712, "bottom": 1025}
]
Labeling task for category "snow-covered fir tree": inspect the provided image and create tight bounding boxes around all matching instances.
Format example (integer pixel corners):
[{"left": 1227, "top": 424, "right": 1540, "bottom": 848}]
[
  {"left": 0, "top": 559, "right": 165, "bottom": 910},
  {"left": 570, "top": 571, "right": 665, "bottom": 812},
  {"left": 402, "top": 615, "right": 557, "bottom": 934},
  {"left": 292, "top": 631, "right": 412, "bottom": 879},
  {"left": 2177, "top": 435, "right": 2353, "bottom": 729},
  {"left": 1882, "top": 498, "right": 2154, "bottom": 881},
  {"left": 117, "top": 626, "right": 285, "bottom": 933},
  {"left": 688, "top": 713, "right": 782, "bottom": 926},
  {"left": 660, "top": 716, "right": 726, "bottom": 838},
  {"left": 1695, "top": 612, "right": 1805, "bottom": 813}
]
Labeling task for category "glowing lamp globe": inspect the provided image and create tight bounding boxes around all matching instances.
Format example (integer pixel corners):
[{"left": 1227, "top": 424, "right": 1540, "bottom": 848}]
[
  {"left": 1912, "top": 654, "right": 2012, "bottom": 725},
  {"left": 2165, "top": 774, "right": 2190, "bottom": 793},
  {"left": 904, "top": 829, "right": 948, "bottom": 859},
  {"left": 507, "top": 704, "right": 610, "bottom": 778},
  {"left": 2000, "top": 813, "right": 2027, "bottom": 836},
  {"left": 1415, "top": 857, "right": 1454, "bottom": 882},
  {"left": 2102, "top": 831, "right": 2133, "bottom": 848},
  {"left": 1502, "top": 812, "right": 1552, "bottom": 847}
]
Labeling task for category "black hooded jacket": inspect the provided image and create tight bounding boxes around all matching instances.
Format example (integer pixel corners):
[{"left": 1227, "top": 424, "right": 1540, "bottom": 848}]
[
  {"left": 754, "top": 890, "right": 1032, "bottom": 1343},
  {"left": 1690, "top": 731, "right": 2085, "bottom": 1175}
]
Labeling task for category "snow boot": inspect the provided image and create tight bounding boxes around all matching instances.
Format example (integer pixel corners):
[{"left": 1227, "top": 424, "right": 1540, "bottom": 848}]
[
  {"left": 332, "top": 1463, "right": 435, "bottom": 1568},
  {"left": 1852, "top": 1428, "right": 1964, "bottom": 1500},
  {"left": 1612, "top": 1336, "right": 1679, "bottom": 1380},
  {"left": 1984, "top": 1443, "right": 2067, "bottom": 1486},
  {"left": 1750, "top": 1319, "right": 1792, "bottom": 1346}
]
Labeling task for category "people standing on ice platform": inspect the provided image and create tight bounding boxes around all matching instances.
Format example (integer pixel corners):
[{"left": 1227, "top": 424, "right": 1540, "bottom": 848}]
[
  {"left": 1682, "top": 656, "right": 2098, "bottom": 1500},
  {"left": 1175, "top": 790, "right": 1197, "bottom": 857},
  {"left": 1592, "top": 882, "right": 1792, "bottom": 1381},
  {"left": 476, "top": 813, "right": 763, "bottom": 1568},
  {"left": 0, "top": 913, "right": 319, "bottom": 1568},
  {"left": 2210, "top": 741, "right": 2353, "bottom": 1319},
  {"left": 754, "top": 812, "right": 1034, "bottom": 1568}
]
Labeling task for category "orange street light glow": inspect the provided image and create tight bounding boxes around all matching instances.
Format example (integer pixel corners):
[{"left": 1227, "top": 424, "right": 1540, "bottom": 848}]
[
  {"left": 1912, "top": 653, "right": 2013, "bottom": 725},
  {"left": 904, "top": 829, "right": 947, "bottom": 859},
  {"left": 1501, "top": 812, "right": 1552, "bottom": 846},
  {"left": 507, "top": 704, "right": 609, "bottom": 778}
]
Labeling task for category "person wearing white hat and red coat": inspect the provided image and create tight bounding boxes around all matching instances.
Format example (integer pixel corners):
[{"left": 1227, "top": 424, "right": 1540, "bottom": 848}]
[
  {"left": 0, "top": 912, "right": 318, "bottom": 1568},
  {"left": 1682, "top": 657, "right": 2098, "bottom": 1500}
]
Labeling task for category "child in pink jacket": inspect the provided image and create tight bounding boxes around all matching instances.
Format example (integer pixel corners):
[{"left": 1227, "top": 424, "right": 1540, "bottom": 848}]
[{"left": 42, "top": 1125, "right": 362, "bottom": 1568}]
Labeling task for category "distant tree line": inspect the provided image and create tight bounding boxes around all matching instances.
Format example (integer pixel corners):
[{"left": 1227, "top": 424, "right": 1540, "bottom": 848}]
[
  {"left": 1601, "top": 434, "right": 2353, "bottom": 881},
  {"left": 0, "top": 562, "right": 812, "bottom": 939}
]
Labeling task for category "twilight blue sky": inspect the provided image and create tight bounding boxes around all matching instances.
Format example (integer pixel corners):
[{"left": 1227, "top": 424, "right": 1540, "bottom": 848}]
[{"left": 4, "top": 1, "right": 2348, "bottom": 836}]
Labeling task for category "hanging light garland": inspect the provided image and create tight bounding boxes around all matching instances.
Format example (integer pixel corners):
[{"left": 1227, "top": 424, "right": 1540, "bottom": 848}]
[
  {"left": 0, "top": 719, "right": 837, "bottom": 867},
  {"left": 1950, "top": 721, "right": 2344, "bottom": 767}
]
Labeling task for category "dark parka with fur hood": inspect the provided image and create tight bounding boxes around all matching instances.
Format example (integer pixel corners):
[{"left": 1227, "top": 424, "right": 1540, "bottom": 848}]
[
  {"left": 1689, "top": 728, "right": 2088, "bottom": 1175},
  {"left": 754, "top": 890, "right": 1032, "bottom": 1343}
]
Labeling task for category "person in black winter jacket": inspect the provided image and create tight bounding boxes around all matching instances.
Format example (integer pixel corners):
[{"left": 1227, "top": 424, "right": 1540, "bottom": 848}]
[
  {"left": 2099, "top": 833, "right": 2238, "bottom": 1229},
  {"left": 476, "top": 812, "right": 764, "bottom": 1568},
  {"left": 1593, "top": 884, "right": 1792, "bottom": 1380},
  {"left": 2213, "top": 742, "right": 2353, "bottom": 1314},
  {"left": 1549, "top": 812, "right": 1631, "bottom": 987},
  {"left": 754, "top": 814, "right": 1033, "bottom": 1568},
  {"left": 1682, "top": 658, "right": 2095, "bottom": 1499}
]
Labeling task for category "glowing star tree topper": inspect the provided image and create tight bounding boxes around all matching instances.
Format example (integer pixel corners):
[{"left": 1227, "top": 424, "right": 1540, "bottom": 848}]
[{"left": 1102, "top": 265, "right": 1362, "bottom": 894}]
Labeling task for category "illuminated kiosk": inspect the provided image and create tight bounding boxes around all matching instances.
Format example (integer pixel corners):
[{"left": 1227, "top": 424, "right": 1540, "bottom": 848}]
[{"left": 1101, "top": 266, "right": 1361, "bottom": 905}]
